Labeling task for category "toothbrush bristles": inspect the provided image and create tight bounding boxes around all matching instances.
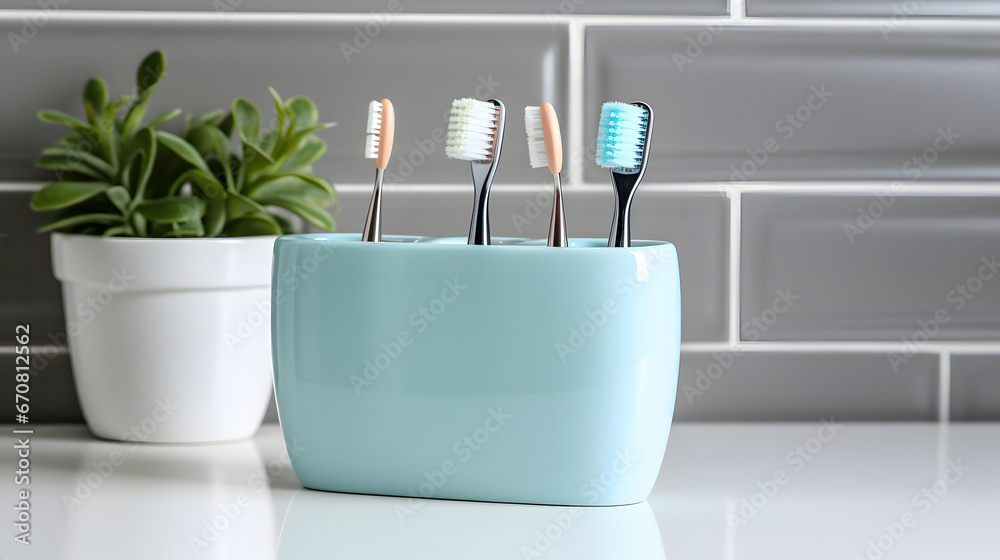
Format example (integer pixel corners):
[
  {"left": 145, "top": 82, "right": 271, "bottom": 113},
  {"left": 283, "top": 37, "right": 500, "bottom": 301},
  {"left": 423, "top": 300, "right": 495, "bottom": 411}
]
[
  {"left": 524, "top": 106, "right": 547, "bottom": 169},
  {"left": 596, "top": 102, "right": 649, "bottom": 171},
  {"left": 446, "top": 98, "right": 500, "bottom": 161},
  {"left": 365, "top": 100, "right": 383, "bottom": 159}
]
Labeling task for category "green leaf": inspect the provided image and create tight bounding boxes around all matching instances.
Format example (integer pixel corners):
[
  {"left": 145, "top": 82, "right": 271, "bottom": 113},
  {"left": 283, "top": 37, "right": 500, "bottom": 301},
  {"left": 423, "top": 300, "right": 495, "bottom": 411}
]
[
  {"left": 131, "top": 212, "right": 148, "bottom": 237},
  {"left": 131, "top": 128, "right": 157, "bottom": 203},
  {"left": 192, "top": 109, "right": 225, "bottom": 127},
  {"left": 232, "top": 154, "right": 246, "bottom": 192},
  {"left": 35, "top": 155, "right": 105, "bottom": 180},
  {"left": 30, "top": 182, "right": 113, "bottom": 211},
  {"left": 92, "top": 101, "right": 126, "bottom": 171},
  {"left": 293, "top": 173, "right": 334, "bottom": 195},
  {"left": 183, "top": 109, "right": 225, "bottom": 137},
  {"left": 121, "top": 151, "right": 139, "bottom": 192},
  {"left": 135, "top": 197, "right": 206, "bottom": 223},
  {"left": 121, "top": 50, "right": 167, "bottom": 139},
  {"left": 83, "top": 77, "right": 108, "bottom": 126},
  {"left": 184, "top": 124, "right": 231, "bottom": 163},
  {"left": 260, "top": 129, "right": 278, "bottom": 155},
  {"left": 257, "top": 195, "right": 335, "bottom": 231},
  {"left": 278, "top": 136, "right": 326, "bottom": 172},
  {"left": 103, "top": 95, "right": 134, "bottom": 121},
  {"left": 37, "top": 213, "right": 123, "bottom": 233},
  {"left": 270, "top": 212, "right": 295, "bottom": 234},
  {"left": 244, "top": 141, "right": 276, "bottom": 167},
  {"left": 224, "top": 215, "right": 282, "bottom": 236},
  {"left": 147, "top": 108, "right": 182, "bottom": 129},
  {"left": 156, "top": 131, "right": 211, "bottom": 174},
  {"left": 57, "top": 133, "right": 86, "bottom": 149},
  {"left": 227, "top": 190, "right": 270, "bottom": 220},
  {"left": 202, "top": 190, "right": 227, "bottom": 238},
  {"left": 286, "top": 96, "right": 318, "bottom": 129},
  {"left": 38, "top": 110, "right": 94, "bottom": 132},
  {"left": 217, "top": 112, "right": 234, "bottom": 137},
  {"left": 104, "top": 186, "right": 131, "bottom": 213},
  {"left": 102, "top": 224, "right": 134, "bottom": 237},
  {"left": 272, "top": 123, "right": 334, "bottom": 163},
  {"left": 268, "top": 87, "right": 287, "bottom": 134},
  {"left": 163, "top": 219, "right": 205, "bottom": 237},
  {"left": 232, "top": 98, "right": 261, "bottom": 145},
  {"left": 83, "top": 77, "right": 107, "bottom": 110},
  {"left": 40, "top": 146, "right": 116, "bottom": 177},
  {"left": 136, "top": 50, "right": 167, "bottom": 97},
  {"left": 246, "top": 173, "right": 332, "bottom": 199},
  {"left": 163, "top": 167, "right": 224, "bottom": 198}
]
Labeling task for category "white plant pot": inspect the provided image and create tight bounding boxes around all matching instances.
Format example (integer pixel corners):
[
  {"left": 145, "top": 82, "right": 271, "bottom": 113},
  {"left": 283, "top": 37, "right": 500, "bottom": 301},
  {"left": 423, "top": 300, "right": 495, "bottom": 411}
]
[{"left": 51, "top": 233, "right": 277, "bottom": 443}]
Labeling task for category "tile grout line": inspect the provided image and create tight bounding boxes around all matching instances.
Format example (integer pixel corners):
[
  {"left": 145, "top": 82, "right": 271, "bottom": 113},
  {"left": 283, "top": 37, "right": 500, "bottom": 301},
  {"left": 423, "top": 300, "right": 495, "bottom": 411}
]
[
  {"left": 727, "top": 189, "right": 742, "bottom": 344},
  {"left": 938, "top": 351, "right": 951, "bottom": 423},
  {"left": 3, "top": 10, "right": 1000, "bottom": 28},
  {"left": 4, "top": 342, "right": 1000, "bottom": 355},
  {"left": 0, "top": 345, "right": 66, "bottom": 356},
  {"left": 9, "top": 182, "right": 1000, "bottom": 195},
  {"left": 681, "top": 341, "right": 1000, "bottom": 353},
  {"left": 730, "top": 0, "right": 747, "bottom": 19}
]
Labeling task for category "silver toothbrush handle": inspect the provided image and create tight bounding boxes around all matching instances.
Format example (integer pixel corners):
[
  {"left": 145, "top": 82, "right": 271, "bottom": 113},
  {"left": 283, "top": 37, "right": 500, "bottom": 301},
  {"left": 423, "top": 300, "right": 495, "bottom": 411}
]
[
  {"left": 362, "top": 168, "right": 384, "bottom": 242},
  {"left": 548, "top": 172, "right": 568, "bottom": 247},
  {"left": 468, "top": 99, "right": 505, "bottom": 246}
]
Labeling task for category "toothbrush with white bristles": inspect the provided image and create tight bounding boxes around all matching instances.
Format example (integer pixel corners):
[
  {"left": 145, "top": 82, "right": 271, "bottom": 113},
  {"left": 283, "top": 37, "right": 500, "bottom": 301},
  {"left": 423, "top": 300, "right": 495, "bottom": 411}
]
[
  {"left": 445, "top": 98, "right": 505, "bottom": 245},
  {"left": 525, "top": 102, "right": 567, "bottom": 247},
  {"left": 362, "top": 98, "right": 394, "bottom": 242},
  {"left": 596, "top": 101, "right": 652, "bottom": 248}
]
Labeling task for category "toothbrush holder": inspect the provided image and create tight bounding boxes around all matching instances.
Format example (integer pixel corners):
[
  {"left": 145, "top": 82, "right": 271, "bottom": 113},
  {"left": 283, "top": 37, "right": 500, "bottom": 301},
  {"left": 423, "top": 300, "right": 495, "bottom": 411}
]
[{"left": 271, "top": 234, "right": 681, "bottom": 506}]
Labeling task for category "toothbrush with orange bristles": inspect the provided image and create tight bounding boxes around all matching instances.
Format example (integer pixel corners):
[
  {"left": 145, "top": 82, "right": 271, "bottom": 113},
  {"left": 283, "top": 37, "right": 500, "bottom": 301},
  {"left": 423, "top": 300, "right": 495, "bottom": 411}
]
[
  {"left": 362, "top": 98, "right": 394, "bottom": 242},
  {"left": 525, "top": 102, "right": 567, "bottom": 247}
]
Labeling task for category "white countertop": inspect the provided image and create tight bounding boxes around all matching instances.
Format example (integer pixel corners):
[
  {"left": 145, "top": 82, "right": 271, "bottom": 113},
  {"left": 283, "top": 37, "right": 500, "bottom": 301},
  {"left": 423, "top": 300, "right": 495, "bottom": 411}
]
[{"left": 2, "top": 422, "right": 997, "bottom": 559}]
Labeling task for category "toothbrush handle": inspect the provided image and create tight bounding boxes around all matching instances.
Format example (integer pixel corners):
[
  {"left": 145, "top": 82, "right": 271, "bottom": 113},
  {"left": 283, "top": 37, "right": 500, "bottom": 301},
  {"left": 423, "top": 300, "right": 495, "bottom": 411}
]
[
  {"left": 608, "top": 172, "right": 639, "bottom": 248},
  {"left": 467, "top": 99, "right": 506, "bottom": 246},
  {"left": 607, "top": 101, "right": 652, "bottom": 249},
  {"left": 468, "top": 161, "right": 492, "bottom": 245},
  {"left": 362, "top": 168, "right": 384, "bottom": 242},
  {"left": 547, "top": 172, "right": 568, "bottom": 247}
]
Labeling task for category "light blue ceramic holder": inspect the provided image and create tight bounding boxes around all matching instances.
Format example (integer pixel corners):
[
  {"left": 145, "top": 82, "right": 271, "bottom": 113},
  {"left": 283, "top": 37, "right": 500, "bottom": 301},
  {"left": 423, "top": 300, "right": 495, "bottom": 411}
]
[{"left": 271, "top": 233, "right": 680, "bottom": 506}]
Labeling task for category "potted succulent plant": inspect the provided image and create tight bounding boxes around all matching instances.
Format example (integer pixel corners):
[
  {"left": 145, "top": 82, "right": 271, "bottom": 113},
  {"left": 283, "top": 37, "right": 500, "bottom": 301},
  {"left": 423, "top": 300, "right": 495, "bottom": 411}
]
[{"left": 30, "top": 50, "right": 336, "bottom": 443}]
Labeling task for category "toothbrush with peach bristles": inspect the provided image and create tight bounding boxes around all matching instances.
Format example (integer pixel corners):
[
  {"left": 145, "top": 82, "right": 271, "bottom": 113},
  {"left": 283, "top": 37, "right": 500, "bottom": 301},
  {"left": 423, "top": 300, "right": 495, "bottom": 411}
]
[
  {"left": 362, "top": 98, "right": 394, "bottom": 242},
  {"left": 525, "top": 102, "right": 567, "bottom": 247}
]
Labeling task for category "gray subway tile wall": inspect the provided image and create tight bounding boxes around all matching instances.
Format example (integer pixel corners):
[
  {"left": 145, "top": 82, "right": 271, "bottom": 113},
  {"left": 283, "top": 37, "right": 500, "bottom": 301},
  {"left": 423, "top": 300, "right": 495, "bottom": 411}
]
[
  {"left": 747, "top": 0, "right": 1000, "bottom": 17},
  {"left": 0, "top": 351, "right": 81, "bottom": 423},
  {"left": 1, "top": 7, "right": 997, "bottom": 423},
  {"left": 0, "top": 19, "right": 568, "bottom": 184},
  {"left": 0, "top": 190, "right": 65, "bottom": 340},
  {"left": 950, "top": 355, "right": 1000, "bottom": 421},
  {"left": 674, "top": 352, "right": 939, "bottom": 421},
  {"left": 584, "top": 25, "right": 1000, "bottom": 183},
  {"left": 1, "top": 0, "right": 728, "bottom": 15},
  {"left": 742, "top": 195, "right": 1000, "bottom": 341}
]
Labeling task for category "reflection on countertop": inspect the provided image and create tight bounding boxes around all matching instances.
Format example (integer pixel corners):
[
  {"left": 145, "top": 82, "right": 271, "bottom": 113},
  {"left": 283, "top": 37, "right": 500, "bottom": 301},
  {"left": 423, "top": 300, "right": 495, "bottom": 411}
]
[{"left": 2, "top": 423, "right": 997, "bottom": 559}]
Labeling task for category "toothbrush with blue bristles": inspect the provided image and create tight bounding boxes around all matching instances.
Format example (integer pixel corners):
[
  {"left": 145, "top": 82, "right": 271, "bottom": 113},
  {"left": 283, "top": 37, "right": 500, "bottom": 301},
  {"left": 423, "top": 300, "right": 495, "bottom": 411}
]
[{"left": 596, "top": 101, "right": 652, "bottom": 248}]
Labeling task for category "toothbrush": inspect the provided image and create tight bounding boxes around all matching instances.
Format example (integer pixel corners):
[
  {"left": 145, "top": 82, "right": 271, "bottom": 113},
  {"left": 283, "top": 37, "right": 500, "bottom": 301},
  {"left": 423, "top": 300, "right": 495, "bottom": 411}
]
[
  {"left": 525, "top": 103, "right": 568, "bottom": 247},
  {"left": 445, "top": 98, "right": 505, "bottom": 245},
  {"left": 596, "top": 101, "right": 653, "bottom": 248},
  {"left": 362, "top": 98, "right": 394, "bottom": 242}
]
